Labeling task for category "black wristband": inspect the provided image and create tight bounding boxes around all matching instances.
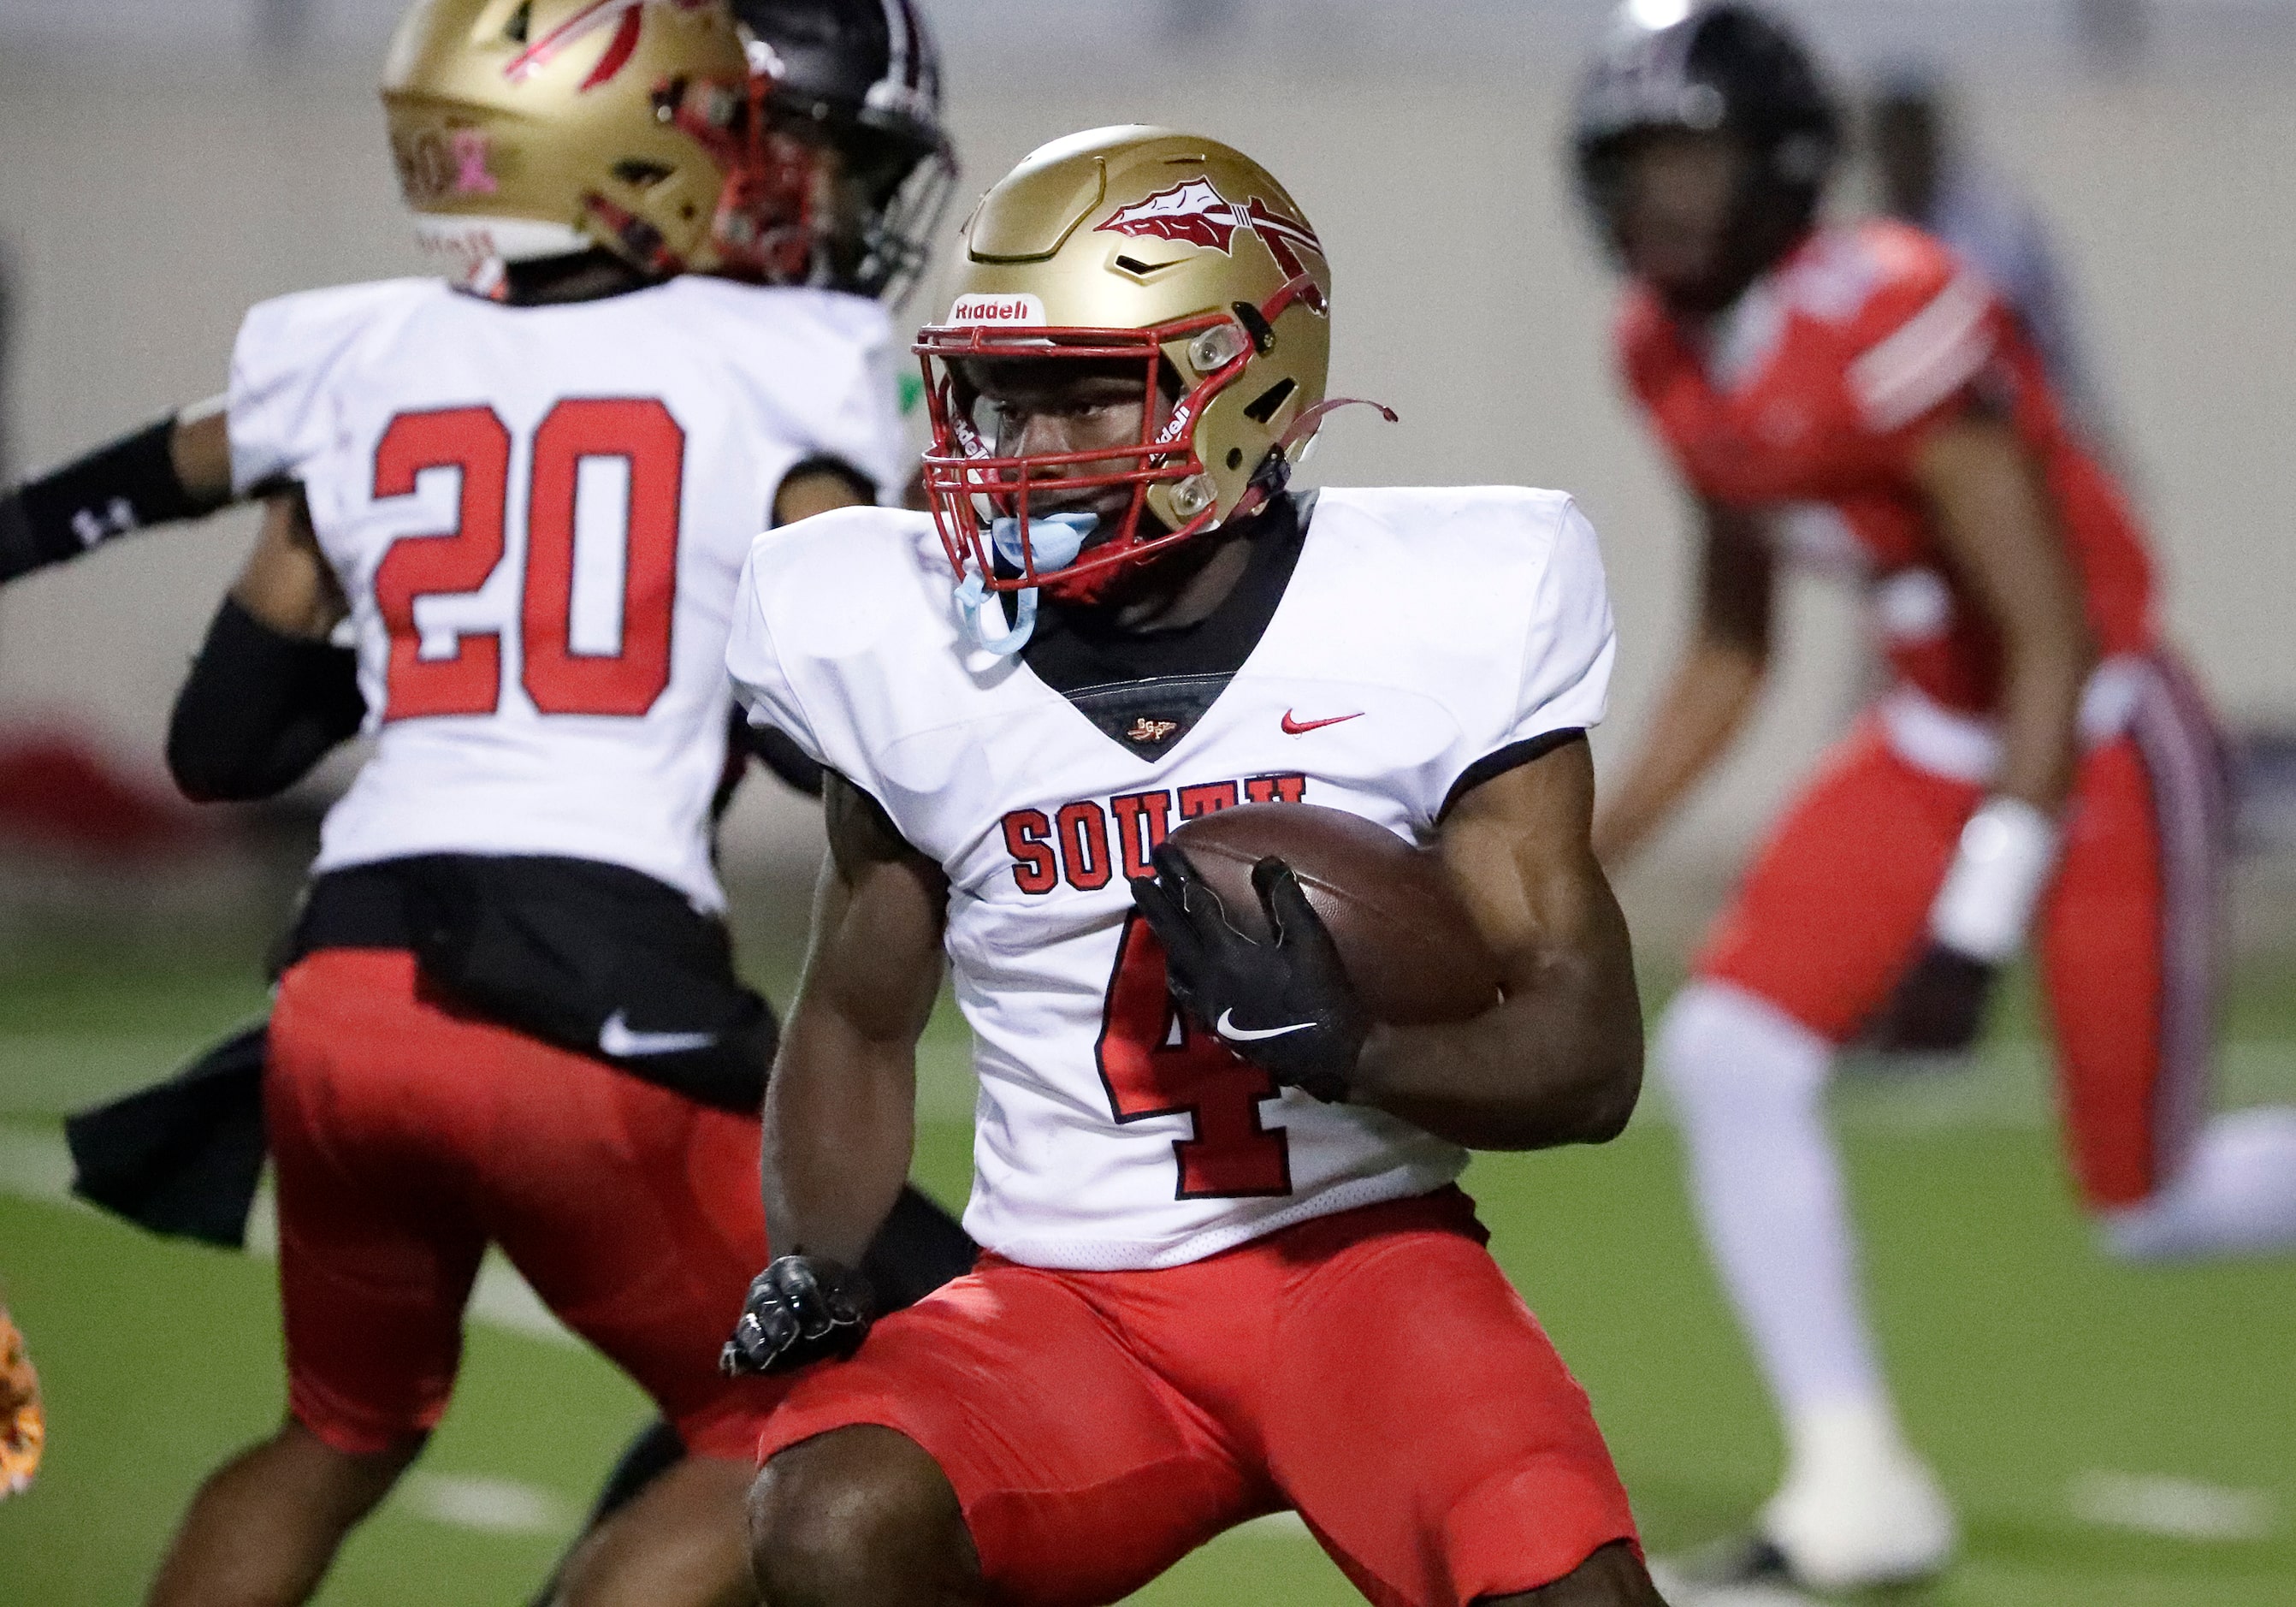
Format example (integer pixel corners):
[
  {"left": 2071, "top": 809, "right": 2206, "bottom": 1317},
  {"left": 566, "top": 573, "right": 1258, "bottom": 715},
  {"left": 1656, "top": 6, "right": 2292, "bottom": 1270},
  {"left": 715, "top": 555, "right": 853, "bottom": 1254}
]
[
  {"left": 168, "top": 597, "right": 364, "bottom": 803},
  {"left": 3, "top": 418, "right": 208, "bottom": 583},
  {"left": 0, "top": 491, "right": 44, "bottom": 584}
]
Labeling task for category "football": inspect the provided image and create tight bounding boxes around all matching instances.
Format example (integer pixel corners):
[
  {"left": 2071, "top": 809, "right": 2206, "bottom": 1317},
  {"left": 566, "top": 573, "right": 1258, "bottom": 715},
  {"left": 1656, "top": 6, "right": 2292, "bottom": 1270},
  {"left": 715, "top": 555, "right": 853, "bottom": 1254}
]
[{"left": 1163, "top": 803, "right": 1501, "bottom": 1025}]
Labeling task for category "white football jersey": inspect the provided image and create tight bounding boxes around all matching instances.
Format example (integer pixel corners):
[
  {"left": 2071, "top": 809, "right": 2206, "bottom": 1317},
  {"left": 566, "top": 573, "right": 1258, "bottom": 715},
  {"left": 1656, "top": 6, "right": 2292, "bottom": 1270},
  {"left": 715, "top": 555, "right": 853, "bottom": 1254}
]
[
  {"left": 727, "top": 487, "right": 1616, "bottom": 1269},
  {"left": 227, "top": 274, "right": 905, "bottom": 910}
]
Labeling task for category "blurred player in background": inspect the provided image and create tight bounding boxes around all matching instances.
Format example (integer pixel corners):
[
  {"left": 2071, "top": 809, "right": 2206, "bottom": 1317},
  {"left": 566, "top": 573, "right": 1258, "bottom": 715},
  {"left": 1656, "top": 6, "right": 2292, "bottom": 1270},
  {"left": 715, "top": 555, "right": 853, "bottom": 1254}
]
[
  {"left": 718, "top": 125, "right": 1665, "bottom": 1607},
  {"left": 0, "top": 2, "right": 962, "bottom": 1603},
  {"left": 1867, "top": 69, "right": 2110, "bottom": 442},
  {"left": 0, "top": 1296, "right": 42, "bottom": 1500},
  {"left": 1572, "top": 1, "right": 2296, "bottom": 1592}
]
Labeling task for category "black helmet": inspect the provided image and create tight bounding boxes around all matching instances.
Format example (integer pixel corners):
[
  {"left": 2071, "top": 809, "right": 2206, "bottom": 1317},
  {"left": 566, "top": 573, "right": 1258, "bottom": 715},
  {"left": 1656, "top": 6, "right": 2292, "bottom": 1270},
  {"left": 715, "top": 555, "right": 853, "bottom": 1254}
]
[
  {"left": 732, "top": 0, "right": 956, "bottom": 303},
  {"left": 1572, "top": 3, "right": 1841, "bottom": 305}
]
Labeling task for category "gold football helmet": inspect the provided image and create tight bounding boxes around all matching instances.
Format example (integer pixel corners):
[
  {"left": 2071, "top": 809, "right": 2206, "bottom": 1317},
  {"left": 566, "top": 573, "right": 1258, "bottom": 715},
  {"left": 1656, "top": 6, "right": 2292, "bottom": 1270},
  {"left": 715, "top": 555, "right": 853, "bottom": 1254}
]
[
  {"left": 916, "top": 127, "right": 1342, "bottom": 602},
  {"left": 382, "top": 0, "right": 766, "bottom": 290}
]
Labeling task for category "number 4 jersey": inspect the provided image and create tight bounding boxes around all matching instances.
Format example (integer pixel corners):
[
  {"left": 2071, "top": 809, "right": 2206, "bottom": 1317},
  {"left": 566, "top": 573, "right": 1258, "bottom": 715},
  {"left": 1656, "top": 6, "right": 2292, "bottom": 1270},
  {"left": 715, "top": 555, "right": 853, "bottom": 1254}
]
[
  {"left": 727, "top": 488, "right": 1617, "bottom": 1270},
  {"left": 227, "top": 274, "right": 906, "bottom": 910}
]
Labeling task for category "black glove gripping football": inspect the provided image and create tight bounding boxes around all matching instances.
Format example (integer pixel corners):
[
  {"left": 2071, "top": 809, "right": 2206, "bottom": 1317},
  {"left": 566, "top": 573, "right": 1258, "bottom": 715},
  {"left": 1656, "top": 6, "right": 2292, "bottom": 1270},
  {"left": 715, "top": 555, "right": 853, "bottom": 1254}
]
[
  {"left": 1129, "top": 844, "right": 1366, "bottom": 1101},
  {"left": 719, "top": 1255, "right": 876, "bottom": 1377}
]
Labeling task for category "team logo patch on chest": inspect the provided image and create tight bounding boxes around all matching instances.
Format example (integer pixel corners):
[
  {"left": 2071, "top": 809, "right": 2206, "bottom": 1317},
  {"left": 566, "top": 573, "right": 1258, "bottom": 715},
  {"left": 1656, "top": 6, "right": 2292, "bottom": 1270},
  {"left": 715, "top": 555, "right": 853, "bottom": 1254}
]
[{"left": 1060, "top": 674, "right": 1232, "bottom": 761}]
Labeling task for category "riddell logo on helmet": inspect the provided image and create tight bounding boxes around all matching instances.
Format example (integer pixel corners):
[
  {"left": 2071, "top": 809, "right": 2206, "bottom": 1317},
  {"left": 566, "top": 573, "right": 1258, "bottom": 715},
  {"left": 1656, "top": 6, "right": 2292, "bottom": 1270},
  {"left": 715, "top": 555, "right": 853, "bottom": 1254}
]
[
  {"left": 1098, "top": 180, "right": 1328, "bottom": 312},
  {"left": 948, "top": 294, "right": 1047, "bottom": 327}
]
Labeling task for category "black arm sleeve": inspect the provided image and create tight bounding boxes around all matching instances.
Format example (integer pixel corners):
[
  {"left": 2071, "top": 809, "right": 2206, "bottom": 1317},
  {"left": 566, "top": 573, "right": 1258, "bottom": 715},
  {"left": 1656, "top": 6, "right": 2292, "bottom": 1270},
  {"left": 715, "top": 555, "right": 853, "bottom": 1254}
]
[
  {"left": 168, "top": 598, "right": 366, "bottom": 804},
  {"left": 0, "top": 417, "right": 216, "bottom": 584}
]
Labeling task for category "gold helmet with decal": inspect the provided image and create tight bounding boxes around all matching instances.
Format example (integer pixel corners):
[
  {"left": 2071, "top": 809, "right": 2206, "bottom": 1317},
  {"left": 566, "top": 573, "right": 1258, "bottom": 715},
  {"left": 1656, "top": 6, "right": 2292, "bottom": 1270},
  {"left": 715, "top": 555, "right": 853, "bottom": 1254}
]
[
  {"left": 916, "top": 126, "right": 1341, "bottom": 599},
  {"left": 381, "top": 0, "right": 766, "bottom": 290}
]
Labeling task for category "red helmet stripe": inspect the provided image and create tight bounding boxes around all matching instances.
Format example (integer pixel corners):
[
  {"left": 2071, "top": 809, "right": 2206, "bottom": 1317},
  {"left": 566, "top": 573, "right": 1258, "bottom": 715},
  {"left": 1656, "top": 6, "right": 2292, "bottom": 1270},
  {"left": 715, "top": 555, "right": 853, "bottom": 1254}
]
[
  {"left": 504, "top": 0, "right": 648, "bottom": 85},
  {"left": 581, "top": 7, "right": 647, "bottom": 90}
]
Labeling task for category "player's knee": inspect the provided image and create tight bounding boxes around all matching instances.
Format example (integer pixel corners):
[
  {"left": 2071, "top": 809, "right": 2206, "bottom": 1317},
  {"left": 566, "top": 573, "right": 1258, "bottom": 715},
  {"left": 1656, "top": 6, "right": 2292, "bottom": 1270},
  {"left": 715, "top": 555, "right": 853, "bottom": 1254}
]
[
  {"left": 1657, "top": 981, "right": 1830, "bottom": 1122},
  {"left": 1477, "top": 1539, "right": 1666, "bottom": 1606},
  {"left": 748, "top": 1426, "right": 973, "bottom": 1604}
]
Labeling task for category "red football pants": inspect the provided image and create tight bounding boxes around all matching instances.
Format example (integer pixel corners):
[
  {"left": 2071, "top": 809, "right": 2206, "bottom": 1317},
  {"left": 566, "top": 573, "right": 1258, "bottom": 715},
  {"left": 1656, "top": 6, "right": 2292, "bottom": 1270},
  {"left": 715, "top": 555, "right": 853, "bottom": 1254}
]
[
  {"left": 265, "top": 949, "right": 783, "bottom": 1457},
  {"left": 755, "top": 1189, "right": 1638, "bottom": 1607},
  {"left": 1698, "top": 660, "right": 2228, "bottom": 1207}
]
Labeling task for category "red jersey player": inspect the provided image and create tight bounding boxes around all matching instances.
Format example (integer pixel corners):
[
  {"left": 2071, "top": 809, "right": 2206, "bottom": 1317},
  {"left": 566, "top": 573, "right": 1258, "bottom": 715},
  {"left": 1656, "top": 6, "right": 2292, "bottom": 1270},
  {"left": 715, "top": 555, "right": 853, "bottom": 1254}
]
[{"left": 1574, "top": 2, "right": 2296, "bottom": 1591}]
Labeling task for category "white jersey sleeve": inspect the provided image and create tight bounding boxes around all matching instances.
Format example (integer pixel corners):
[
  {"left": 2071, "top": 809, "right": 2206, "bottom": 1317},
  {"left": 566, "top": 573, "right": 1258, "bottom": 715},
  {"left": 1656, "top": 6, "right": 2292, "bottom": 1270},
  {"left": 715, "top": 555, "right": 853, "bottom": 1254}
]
[
  {"left": 226, "top": 281, "right": 428, "bottom": 496},
  {"left": 1482, "top": 495, "right": 1615, "bottom": 767},
  {"left": 725, "top": 531, "right": 822, "bottom": 759},
  {"left": 802, "top": 305, "right": 907, "bottom": 499},
  {"left": 696, "top": 281, "right": 907, "bottom": 513}
]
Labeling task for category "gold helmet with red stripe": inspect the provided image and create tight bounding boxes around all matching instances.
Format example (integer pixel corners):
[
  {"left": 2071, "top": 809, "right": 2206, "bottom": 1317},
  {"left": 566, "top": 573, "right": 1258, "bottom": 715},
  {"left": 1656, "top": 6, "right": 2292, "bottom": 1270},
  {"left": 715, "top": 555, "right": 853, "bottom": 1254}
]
[
  {"left": 916, "top": 127, "right": 1340, "bottom": 602},
  {"left": 381, "top": 0, "right": 769, "bottom": 292}
]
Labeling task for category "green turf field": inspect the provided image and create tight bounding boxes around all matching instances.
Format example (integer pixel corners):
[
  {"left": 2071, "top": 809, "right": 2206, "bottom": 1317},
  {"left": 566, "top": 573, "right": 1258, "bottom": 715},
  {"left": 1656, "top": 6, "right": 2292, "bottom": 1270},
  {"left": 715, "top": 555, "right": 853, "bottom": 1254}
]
[{"left": 1, "top": 946, "right": 2292, "bottom": 1604}]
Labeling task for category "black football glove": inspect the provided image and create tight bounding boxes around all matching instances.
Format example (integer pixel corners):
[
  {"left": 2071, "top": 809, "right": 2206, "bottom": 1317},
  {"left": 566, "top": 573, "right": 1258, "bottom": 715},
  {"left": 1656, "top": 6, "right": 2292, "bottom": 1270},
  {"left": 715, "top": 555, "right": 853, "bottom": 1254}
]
[
  {"left": 1128, "top": 844, "right": 1365, "bottom": 1101},
  {"left": 1862, "top": 944, "right": 1997, "bottom": 1056},
  {"left": 719, "top": 1255, "right": 875, "bottom": 1377}
]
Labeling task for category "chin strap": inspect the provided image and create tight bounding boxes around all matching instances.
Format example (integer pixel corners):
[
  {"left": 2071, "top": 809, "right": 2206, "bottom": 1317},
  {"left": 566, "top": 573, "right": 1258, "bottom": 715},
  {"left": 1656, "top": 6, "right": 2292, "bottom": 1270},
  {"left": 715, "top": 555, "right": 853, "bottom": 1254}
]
[
  {"left": 1229, "top": 398, "right": 1400, "bottom": 526},
  {"left": 1275, "top": 396, "right": 1400, "bottom": 457}
]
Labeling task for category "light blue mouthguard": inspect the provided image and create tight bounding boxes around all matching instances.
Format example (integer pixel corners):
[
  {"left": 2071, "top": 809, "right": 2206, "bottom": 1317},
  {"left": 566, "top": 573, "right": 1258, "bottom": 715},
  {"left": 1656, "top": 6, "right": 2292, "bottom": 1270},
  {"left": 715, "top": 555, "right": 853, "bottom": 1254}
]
[{"left": 955, "top": 513, "right": 1099, "bottom": 656}]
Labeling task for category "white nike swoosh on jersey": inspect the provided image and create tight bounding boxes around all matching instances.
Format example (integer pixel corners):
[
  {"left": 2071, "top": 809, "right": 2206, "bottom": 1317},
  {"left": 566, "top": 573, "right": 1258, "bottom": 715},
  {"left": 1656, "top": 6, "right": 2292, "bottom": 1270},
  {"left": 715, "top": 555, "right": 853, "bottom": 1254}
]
[
  {"left": 1216, "top": 1009, "right": 1317, "bottom": 1043},
  {"left": 599, "top": 1011, "right": 719, "bottom": 1058}
]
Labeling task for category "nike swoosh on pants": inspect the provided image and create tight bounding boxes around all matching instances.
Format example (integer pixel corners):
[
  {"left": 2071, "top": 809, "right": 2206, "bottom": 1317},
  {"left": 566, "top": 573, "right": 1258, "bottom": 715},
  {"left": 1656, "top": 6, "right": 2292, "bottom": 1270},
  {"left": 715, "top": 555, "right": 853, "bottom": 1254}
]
[{"left": 599, "top": 1011, "right": 719, "bottom": 1057}]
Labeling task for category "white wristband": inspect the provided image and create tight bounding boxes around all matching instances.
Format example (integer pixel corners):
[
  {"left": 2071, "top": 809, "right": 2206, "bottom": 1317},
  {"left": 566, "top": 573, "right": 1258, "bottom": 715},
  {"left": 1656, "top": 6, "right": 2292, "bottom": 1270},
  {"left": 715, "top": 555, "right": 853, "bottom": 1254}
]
[{"left": 1927, "top": 796, "right": 2062, "bottom": 963}]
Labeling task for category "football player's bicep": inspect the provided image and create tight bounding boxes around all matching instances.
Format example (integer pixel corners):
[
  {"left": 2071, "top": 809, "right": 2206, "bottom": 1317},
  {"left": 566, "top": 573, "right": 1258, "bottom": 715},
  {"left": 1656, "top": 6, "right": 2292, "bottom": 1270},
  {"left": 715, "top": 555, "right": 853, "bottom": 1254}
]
[
  {"left": 228, "top": 489, "right": 346, "bottom": 640},
  {"left": 807, "top": 772, "right": 948, "bottom": 1046},
  {"left": 1435, "top": 735, "right": 1625, "bottom": 993},
  {"left": 170, "top": 400, "right": 235, "bottom": 507},
  {"left": 1911, "top": 413, "right": 2089, "bottom": 661}
]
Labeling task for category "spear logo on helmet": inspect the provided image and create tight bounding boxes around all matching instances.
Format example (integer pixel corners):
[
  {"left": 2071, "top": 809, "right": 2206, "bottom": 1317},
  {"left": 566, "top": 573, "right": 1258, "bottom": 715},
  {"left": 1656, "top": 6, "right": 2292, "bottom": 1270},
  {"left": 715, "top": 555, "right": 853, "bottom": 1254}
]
[
  {"left": 1098, "top": 178, "right": 1247, "bottom": 252},
  {"left": 1098, "top": 180, "right": 1329, "bottom": 312}
]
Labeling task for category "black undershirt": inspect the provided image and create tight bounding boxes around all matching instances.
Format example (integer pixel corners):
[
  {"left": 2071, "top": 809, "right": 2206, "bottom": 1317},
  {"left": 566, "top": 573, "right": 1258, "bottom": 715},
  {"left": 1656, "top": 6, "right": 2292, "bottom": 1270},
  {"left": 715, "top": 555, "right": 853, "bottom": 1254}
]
[
  {"left": 1016, "top": 491, "right": 1311, "bottom": 694},
  {"left": 1005, "top": 490, "right": 1585, "bottom": 803},
  {"left": 1009, "top": 493, "right": 1311, "bottom": 760}
]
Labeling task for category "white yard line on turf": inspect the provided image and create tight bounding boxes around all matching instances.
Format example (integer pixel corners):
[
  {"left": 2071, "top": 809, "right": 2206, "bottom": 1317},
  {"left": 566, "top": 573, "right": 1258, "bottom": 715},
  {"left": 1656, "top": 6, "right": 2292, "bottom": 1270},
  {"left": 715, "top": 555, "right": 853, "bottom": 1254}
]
[
  {"left": 1824, "top": 1041, "right": 2296, "bottom": 1136},
  {"left": 1642, "top": 1563, "right": 1818, "bottom": 1606},
  {"left": 2069, "top": 1471, "right": 2280, "bottom": 1542},
  {"left": 0, "top": 1121, "right": 578, "bottom": 1348},
  {"left": 0, "top": 1121, "right": 76, "bottom": 1204},
  {"left": 399, "top": 1471, "right": 579, "bottom": 1536}
]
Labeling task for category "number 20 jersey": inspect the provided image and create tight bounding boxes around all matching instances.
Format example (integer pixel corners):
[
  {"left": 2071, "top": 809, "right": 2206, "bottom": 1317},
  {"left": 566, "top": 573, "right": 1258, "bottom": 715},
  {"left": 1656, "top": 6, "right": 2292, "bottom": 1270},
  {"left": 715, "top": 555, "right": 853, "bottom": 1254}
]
[
  {"left": 226, "top": 274, "right": 906, "bottom": 910},
  {"left": 727, "top": 488, "right": 1618, "bottom": 1270}
]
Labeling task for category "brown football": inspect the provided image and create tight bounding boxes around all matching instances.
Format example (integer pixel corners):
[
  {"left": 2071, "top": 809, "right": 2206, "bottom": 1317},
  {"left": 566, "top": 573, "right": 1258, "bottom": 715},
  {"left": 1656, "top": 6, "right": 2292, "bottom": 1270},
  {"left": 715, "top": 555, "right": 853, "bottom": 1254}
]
[{"left": 1163, "top": 803, "right": 1501, "bottom": 1025}]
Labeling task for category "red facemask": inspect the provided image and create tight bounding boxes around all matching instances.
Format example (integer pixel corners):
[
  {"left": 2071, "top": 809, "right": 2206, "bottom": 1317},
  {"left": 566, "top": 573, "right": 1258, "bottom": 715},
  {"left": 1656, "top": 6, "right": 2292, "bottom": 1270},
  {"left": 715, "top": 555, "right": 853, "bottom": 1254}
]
[
  {"left": 596, "top": 62, "right": 830, "bottom": 284},
  {"left": 914, "top": 278, "right": 1324, "bottom": 604}
]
